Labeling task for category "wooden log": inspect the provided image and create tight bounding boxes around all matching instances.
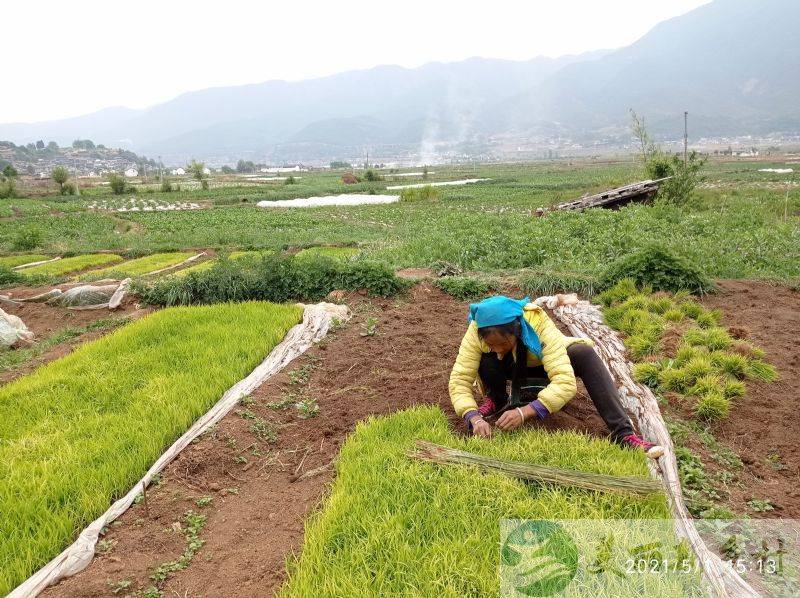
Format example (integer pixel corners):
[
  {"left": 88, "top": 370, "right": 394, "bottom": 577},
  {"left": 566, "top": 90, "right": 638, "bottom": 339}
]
[{"left": 541, "top": 296, "right": 760, "bottom": 598}]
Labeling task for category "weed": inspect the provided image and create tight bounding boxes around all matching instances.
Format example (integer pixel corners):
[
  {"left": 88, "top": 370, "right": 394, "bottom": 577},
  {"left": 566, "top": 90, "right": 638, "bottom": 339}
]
[
  {"left": 600, "top": 244, "right": 713, "bottom": 294},
  {"left": 106, "top": 579, "right": 131, "bottom": 595},
  {"left": 746, "top": 499, "right": 774, "bottom": 513},
  {"left": 195, "top": 496, "right": 213, "bottom": 508},
  {"left": 151, "top": 510, "right": 207, "bottom": 582},
  {"left": 236, "top": 409, "right": 257, "bottom": 420},
  {"left": 288, "top": 364, "right": 313, "bottom": 385},
  {"left": 360, "top": 317, "right": 378, "bottom": 337},
  {"left": 97, "top": 538, "right": 117, "bottom": 554},
  {"left": 267, "top": 395, "right": 295, "bottom": 410},
  {"left": 239, "top": 395, "right": 256, "bottom": 407},
  {"left": 233, "top": 455, "right": 248, "bottom": 464},
  {"left": 745, "top": 360, "right": 779, "bottom": 382},
  {"left": 433, "top": 276, "right": 494, "bottom": 301},
  {"left": 251, "top": 418, "right": 277, "bottom": 442},
  {"left": 295, "top": 398, "right": 320, "bottom": 419},
  {"left": 766, "top": 454, "right": 786, "bottom": 471}
]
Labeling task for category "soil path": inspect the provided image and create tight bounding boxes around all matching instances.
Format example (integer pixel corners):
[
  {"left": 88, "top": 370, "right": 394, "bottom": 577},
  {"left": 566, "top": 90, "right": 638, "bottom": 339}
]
[
  {"left": 697, "top": 280, "right": 800, "bottom": 516},
  {"left": 44, "top": 284, "right": 609, "bottom": 598}
]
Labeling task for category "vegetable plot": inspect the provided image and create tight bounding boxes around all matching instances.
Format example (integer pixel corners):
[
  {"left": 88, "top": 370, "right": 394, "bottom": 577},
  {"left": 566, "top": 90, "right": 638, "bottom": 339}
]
[
  {"left": 0, "top": 301, "right": 302, "bottom": 595},
  {"left": 81, "top": 252, "right": 195, "bottom": 279}
]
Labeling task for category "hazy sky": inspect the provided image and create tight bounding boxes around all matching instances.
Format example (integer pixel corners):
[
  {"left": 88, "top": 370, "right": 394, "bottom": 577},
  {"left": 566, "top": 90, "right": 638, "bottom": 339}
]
[{"left": 2, "top": 0, "right": 711, "bottom": 124}]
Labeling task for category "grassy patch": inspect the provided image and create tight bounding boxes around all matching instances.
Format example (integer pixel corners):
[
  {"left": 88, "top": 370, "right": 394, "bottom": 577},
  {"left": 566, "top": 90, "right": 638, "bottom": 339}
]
[
  {"left": 0, "top": 302, "right": 302, "bottom": 595},
  {"left": 433, "top": 276, "right": 496, "bottom": 301},
  {"left": 294, "top": 246, "right": 359, "bottom": 262},
  {"left": 171, "top": 251, "right": 260, "bottom": 278},
  {"left": 280, "top": 406, "right": 684, "bottom": 597},
  {"left": 0, "top": 254, "right": 51, "bottom": 269},
  {"left": 82, "top": 252, "right": 195, "bottom": 279},
  {"left": 20, "top": 254, "right": 123, "bottom": 278}
]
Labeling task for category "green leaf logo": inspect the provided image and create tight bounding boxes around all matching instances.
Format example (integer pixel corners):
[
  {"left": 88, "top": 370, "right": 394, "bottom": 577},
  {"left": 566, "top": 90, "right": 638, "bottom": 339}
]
[{"left": 501, "top": 520, "right": 578, "bottom": 596}]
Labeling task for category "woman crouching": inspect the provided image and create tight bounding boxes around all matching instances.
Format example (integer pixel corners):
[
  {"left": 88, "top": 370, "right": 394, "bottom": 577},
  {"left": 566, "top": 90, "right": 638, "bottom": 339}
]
[{"left": 448, "top": 295, "right": 663, "bottom": 458}]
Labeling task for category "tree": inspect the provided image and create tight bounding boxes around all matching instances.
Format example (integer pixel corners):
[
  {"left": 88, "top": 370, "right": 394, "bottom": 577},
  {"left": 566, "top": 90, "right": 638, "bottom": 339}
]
[
  {"left": 46, "top": 141, "right": 59, "bottom": 151},
  {"left": 35, "top": 140, "right": 44, "bottom": 150},
  {"left": 220, "top": 165, "right": 235, "bottom": 174},
  {"left": 0, "top": 164, "right": 19, "bottom": 199},
  {"left": 51, "top": 166, "right": 69, "bottom": 195},
  {"left": 106, "top": 173, "right": 126, "bottom": 194},
  {"left": 187, "top": 160, "right": 209, "bottom": 190},
  {"left": 630, "top": 109, "right": 705, "bottom": 206}
]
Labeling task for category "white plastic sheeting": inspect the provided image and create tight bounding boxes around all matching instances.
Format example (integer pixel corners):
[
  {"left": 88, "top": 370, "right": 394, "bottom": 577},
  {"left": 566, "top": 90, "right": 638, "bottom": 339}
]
[
  {"left": 257, "top": 194, "right": 399, "bottom": 208},
  {"left": 9, "top": 301, "right": 350, "bottom": 597},
  {"left": 386, "top": 178, "right": 490, "bottom": 190},
  {"left": 0, "top": 308, "right": 34, "bottom": 348}
]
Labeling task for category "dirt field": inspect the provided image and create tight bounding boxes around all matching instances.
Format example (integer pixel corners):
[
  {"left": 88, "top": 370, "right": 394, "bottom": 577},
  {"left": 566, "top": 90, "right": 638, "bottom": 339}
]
[{"left": 20, "top": 279, "right": 799, "bottom": 596}]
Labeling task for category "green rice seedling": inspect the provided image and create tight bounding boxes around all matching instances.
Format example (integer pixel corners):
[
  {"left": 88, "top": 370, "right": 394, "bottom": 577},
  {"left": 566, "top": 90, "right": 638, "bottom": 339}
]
[
  {"left": 722, "top": 380, "right": 746, "bottom": 400},
  {"left": 730, "top": 341, "right": 765, "bottom": 361},
  {"left": 595, "top": 278, "right": 638, "bottom": 307},
  {"left": 82, "top": 252, "right": 195, "bottom": 279},
  {"left": 0, "top": 254, "right": 50, "bottom": 268},
  {"left": 694, "top": 309, "right": 722, "bottom": 329},
  {"left": 0, "top": 302, "right": 302, "bottom": 595},
  {"left": 648, "top": 297, "right": 675, "bottom": 315},
  {"left": 681, "top": 328, "right": 706, "bottom": 347},
  {"left": 662, "top": 307, "right": 684, "bottom": 323},
  {"left": 295, "top": 246, "right": 359, "bottom": 262},
  {"left": 625, "top": 328, "right": 662, "bottom": 360},
  {"left": 618, "top": 309, "right": 660, "bottom": 337},
  {"left": 683, "top": 355, "right": 715, "bottom": 386},
  {"left": 702, "top": 327, "right": 733, "bottom": 351},
  {"left": 687, "top": 375, "right": 721, "bottom": 397},
  {"left": 695, "top": 391, "right": 731, "bottom": 422},
  {"left": 678, "top": 300, "right": 704, "bottom": 320},
  {"left": 172, "top": 251, "right": 260, "bottom": 278},
  {"left": 620, "top": 295, "right": 651, "bottom": 311},
  {"left": 632, "top": 362, "right": 662, "bottom": 387},
  {"left": 673, "top": 345, "right": 707, "bottom": 367},
  {"left": 20, "top": 254, "right": 123, "bottom": 278},
  {"left": 745, "top": 360, "right": 779, "bottom": 382},
  {"left": 518, "top": 270, "right": 598, "bottom": 297},
  {"left": 657, "top": 367, "right": 692, "bottom": 393},
  {"left": 709, "top": 351, "right": 749, "bottom": 379},
  {"left": 672, "top": 290, "right": 692, "bottom": 302},
  {"left": 279, "top": 406, "right": 700, "bottom": 598}
]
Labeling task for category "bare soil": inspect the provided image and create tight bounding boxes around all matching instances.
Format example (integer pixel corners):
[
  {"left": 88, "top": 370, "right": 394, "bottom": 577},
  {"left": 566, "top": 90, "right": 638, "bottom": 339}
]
[{"left": 697, "top": 280, "right": 800, "bottom": 517}]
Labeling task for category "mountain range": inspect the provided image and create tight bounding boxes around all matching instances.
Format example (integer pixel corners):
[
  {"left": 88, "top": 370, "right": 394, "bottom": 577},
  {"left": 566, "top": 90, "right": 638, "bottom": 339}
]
[{"left": 1, "top": 0, "right": 797, "bottom": 163}]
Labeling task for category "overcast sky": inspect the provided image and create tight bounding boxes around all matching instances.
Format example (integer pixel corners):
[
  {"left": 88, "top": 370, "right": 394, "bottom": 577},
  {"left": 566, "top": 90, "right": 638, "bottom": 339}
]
[{"left": 2, "top": 0, "right": 710, "bottom": 124}]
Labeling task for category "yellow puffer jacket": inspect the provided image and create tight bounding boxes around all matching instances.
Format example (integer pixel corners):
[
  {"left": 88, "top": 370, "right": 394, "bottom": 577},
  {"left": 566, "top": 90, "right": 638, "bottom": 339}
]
[{"left": 449, "top": 302, "right": 588, "bottom": 417}]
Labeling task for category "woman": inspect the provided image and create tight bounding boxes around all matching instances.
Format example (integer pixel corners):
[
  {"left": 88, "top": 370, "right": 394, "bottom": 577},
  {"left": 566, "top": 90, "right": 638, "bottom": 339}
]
[{"left": 449, "top": 295, "right": 663, "bottom": 458}]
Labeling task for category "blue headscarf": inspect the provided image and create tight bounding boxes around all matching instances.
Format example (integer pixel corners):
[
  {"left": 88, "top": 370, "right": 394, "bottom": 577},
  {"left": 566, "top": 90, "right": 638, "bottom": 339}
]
[{"left": 468, "top": 296, "right": 542, "bottom": 358}]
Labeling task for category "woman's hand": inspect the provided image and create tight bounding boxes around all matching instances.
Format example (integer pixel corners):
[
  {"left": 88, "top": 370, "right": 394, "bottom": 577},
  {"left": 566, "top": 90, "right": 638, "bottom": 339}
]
[
  {"left": 471, "top": 417, "right": 492, "bottom": 438},
  {"left": 496, "top": 406, "right": 528, "bottom": 432}
]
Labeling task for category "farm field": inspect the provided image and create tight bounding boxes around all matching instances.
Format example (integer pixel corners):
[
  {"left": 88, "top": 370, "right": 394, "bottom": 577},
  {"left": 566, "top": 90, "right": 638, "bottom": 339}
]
[
  {"left": 0, "top": 302, "right": 303, "bottom": 595},
  {"left": 18, "top": 254, "right": 123, "bottom": 278},
  {"left": 1, "top": 157, "right": 798, "bottom": 596}
]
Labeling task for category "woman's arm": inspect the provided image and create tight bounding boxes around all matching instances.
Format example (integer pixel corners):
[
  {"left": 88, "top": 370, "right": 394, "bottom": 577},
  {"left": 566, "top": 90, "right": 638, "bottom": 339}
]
[
  {"left": 531, "top": 310, "right": 577, "bottom": 413},
  {"left": 448, "top": 323, "right": 484, "bottom": 418}
]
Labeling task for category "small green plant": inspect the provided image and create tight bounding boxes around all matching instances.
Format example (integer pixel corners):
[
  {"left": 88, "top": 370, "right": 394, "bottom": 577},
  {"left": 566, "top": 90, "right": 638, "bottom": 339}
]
[
  {"left": 195, "top": 496, "right": 213, "bottom": 508},
  {"left": 600, "top": 245, "right": 713, "bottom": 294},
  {"left": 251, "top": 418, "right": 277, "bottom": 442},
  {"left": 236, "top": 409, "right": 257, "bottom": 420},
  {"left": 130, "top": 587, "right": 164, "bottom": 598},
  {"left": 766, "top": 454, "right": 786, "bottom": 471},
  {"left": 107, "top": 579, "right": 131, "bottom": 595},
  {"left": 12, "top": 225, "right": 43, "bottom": 251},
  {"left": 360, "top": 317, "right": 378, "bottom": 337},
  {"left": 151, "top": 510, "right": 207, "bottom": 582},
  {"left": 295, "top": 398, "right": 320, "bottom": 418},
  {"left": 239, "top": 395, "right": 256, "bottom": 407},
  {"left": 288, "top": 364, "right": 313, "bottom": 385},
  {"left": 267, "top": 395, "right": 294, "bottom": 410},
  {"left": 746, "top": 499, "right": 774, "bottom": 513},
  {"left": 97, "top": 538, "right": 117, "bottom": 554},
  {"left": 233, "top": 454, "right": 247, "bottom": 464},
  {"left": 433, "top": 276, "right": 493, "bottom": 301}
]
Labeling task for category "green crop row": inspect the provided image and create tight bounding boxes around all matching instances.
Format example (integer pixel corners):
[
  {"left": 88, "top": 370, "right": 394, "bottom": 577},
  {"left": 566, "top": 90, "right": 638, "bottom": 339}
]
[
  {"left": 0, "top": 254, "right": 50, "bottom": 269},
  {"left": 0, "top": 302, "right": 303, "bottom": 595},
  {"left": 280, "top": 406, "right": 701, "bottom": 597},
  {"left": 20, "top": 253, "right": 123, "bottom": 278},
  {"left": 80, "top": 252, "right": 195, "bottom": 280}
]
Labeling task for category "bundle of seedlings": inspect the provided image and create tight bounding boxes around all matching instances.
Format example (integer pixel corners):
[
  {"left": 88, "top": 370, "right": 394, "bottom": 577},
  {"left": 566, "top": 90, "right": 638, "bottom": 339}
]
[{"left": 410, "top": 440, "right": 661, "bottom": 496}]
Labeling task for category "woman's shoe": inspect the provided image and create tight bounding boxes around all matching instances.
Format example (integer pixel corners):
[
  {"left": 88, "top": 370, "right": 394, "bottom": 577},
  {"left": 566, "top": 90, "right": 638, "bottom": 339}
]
[{"left": 621, "top": 433, "right": 665, "bottom": 459}]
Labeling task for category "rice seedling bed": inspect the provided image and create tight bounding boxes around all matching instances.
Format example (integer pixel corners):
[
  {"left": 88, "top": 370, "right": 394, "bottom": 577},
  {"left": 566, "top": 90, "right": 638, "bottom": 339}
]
[
  {"left": 0, "top": 254, "right": 51, "bottom": 269},
  {"left": 19, "top": 254, "right": 123, "bottom": 278},
  {"left": 170, "top": 251, "right": 260, "bottom": 278},
  {"left": 0, "top": 301, "right": 303, "bottom": 595},
  {"left": 280, "top": 406, "right": 700, "bottom": 597},
  {"left": 82, "top": 252, "right": 195, "bottom": 279}
]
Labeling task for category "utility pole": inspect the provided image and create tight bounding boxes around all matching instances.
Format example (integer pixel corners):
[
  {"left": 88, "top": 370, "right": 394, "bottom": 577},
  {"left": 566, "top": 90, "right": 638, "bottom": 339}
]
[{"left": 684, "top": 111, "right": 688, "bottom": 167}]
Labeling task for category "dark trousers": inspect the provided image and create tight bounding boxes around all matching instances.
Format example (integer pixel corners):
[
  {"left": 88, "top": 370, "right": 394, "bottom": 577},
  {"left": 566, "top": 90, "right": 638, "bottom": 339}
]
[{"left": 477, "top": 344, "right": 634, "bottom": 442}]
